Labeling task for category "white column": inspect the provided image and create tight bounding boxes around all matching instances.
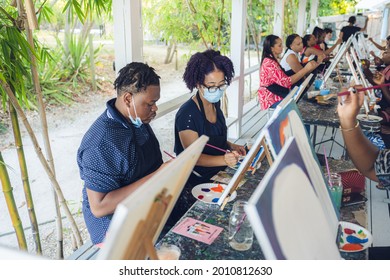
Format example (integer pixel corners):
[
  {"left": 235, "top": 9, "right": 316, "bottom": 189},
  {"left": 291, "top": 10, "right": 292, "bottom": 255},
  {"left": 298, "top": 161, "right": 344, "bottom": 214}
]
[
  {"left": 228, "top": 0, "right": 246, "bottom": 139},
  {"left": 113, "top": 0, "right": 144, "bottom": 75},
  {"left": 273, "top": 0, "right": 285, "bottom": 37},
  {"left": 309, "top": 0, "right": 319, "bottom": 33},
  {"left": 296, "top": 0, "right": 307, "bottom": 36},
  {"left": 381, "top": 8, "right": 389, "bottom": 41}
]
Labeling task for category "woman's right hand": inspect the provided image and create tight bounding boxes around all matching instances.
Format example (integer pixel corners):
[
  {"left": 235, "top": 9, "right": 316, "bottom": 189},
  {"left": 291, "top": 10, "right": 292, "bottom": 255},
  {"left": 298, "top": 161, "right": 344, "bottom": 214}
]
[
  {"left": 304, "top": 60, "right": 318, "bottom": 72},
  {"left": 224, "top": 151, "right": 239, "bottom": 167},
  {"left": 337, "top": 87, "right": 365, "bottom": 129}
]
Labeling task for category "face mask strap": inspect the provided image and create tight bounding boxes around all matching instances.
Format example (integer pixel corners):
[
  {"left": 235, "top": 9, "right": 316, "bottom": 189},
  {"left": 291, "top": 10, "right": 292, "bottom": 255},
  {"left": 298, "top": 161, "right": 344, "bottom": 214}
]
[{"left": 126, "top": 95, "right": 139, "bottom": 120}]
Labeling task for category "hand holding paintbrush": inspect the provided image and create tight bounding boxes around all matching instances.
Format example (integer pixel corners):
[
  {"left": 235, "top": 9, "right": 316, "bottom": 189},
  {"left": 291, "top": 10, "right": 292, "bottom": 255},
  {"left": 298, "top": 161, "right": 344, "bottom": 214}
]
[
  {"left": 337, "top": 86, "right": 366, "bottom": 131},
  {"left": 205, "top": 143, "right": 241, "bottom": 168}
]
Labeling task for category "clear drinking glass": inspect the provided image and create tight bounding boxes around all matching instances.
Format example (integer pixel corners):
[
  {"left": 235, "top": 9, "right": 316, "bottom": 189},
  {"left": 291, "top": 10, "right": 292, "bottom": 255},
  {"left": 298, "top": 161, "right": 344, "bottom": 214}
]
[
  {"left": 325, "top": 173, "right": 343, "bottom": 211},
  {"left": 156, "top": 243, "right": 181, "bottom": 260},
  {"left": 228, "top": 200, "right": 253, "bottom": 251}
]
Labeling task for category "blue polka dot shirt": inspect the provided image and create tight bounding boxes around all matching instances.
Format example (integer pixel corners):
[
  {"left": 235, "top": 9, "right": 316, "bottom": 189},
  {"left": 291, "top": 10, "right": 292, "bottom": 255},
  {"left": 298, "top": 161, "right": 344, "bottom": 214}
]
[{"left": 77, "top": 98, "right": 162, "bottom": 244}]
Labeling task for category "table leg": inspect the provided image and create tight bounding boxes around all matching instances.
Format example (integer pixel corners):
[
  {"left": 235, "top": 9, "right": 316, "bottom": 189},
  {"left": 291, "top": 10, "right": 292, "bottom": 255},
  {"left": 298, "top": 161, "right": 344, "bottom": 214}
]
[{"left": 312, "top": 125, "right": 317, "bottom": 148}]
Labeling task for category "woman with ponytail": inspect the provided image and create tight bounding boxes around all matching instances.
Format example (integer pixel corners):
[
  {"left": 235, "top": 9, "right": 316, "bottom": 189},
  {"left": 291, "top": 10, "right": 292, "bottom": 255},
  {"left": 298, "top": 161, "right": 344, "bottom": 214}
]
[{"left": 257, "top": 35, "right": 319, "bottom": 110}]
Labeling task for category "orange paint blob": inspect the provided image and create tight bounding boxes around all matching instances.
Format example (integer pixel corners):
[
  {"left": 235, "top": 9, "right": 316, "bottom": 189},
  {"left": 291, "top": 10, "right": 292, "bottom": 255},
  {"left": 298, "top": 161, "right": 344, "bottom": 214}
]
[
  {"left": 341, "top": 243, "right": 363, "bottom": 251},
  {"left": 210, "top": 184, "right": 224, "bottom": 193}
]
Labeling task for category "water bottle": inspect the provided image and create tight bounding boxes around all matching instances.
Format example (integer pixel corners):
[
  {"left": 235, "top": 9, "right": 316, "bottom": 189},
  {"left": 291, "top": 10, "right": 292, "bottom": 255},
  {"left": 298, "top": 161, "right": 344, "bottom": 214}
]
[{"left": 228, "top": 200, "right": 253, "bottom": 251}]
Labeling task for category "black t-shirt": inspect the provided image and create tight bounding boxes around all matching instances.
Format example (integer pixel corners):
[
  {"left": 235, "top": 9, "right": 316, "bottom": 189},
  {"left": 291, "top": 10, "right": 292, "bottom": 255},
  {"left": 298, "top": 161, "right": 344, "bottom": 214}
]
[{"left": 340, "top": 25, "right": 361, "bottom": 42}]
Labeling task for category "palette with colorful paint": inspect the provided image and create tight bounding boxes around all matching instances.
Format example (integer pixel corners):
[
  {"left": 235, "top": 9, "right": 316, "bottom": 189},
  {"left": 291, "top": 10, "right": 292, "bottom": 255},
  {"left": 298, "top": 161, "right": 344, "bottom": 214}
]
[
  {"left": 191, "top": 183, "right": 237, "bottom": 204},
  {"left": 338, "top": 221, "right": 372, "bottom": 252}
]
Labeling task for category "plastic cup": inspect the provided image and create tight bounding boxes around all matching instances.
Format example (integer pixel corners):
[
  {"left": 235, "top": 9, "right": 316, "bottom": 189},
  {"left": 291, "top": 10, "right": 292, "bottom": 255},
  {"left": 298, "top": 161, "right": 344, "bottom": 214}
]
[
  {"left": 325, "top": 173, "right": 343, "bottom": 211},
  {"left": 314, "top": 79, "right": 323, "bottom": 90},
  {"left": 156, "top": 244, "right": 181, "bottom": 260}
]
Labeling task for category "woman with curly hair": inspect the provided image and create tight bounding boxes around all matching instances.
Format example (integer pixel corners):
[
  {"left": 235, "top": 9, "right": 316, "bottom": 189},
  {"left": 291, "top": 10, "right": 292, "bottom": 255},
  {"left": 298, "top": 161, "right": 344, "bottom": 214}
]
[{"left": 165, "top": 49, "right": 246, "bottom": 229}]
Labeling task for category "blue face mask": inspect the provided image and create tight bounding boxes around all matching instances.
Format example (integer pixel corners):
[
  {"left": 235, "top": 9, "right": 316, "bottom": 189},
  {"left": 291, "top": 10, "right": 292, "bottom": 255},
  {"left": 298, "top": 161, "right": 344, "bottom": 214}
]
[
  {"left": 203, "top": 88, "right": 224, "bottom": 103},
  {"left": 127, "top": 98, "right": 143, "bottom": 128}
]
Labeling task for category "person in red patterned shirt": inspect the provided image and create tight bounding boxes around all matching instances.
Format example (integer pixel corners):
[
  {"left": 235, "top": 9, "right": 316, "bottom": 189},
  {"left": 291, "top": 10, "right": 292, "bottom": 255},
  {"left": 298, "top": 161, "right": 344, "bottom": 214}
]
[{"left": 257, "top": 34, "right": 319, "bottom": 110}]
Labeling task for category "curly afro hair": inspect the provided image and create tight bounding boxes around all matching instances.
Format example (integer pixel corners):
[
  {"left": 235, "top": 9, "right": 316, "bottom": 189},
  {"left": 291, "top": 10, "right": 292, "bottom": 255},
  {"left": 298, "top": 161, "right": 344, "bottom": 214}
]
[{"left": 182, "top": 49, "right": 235, "bottom": 91}]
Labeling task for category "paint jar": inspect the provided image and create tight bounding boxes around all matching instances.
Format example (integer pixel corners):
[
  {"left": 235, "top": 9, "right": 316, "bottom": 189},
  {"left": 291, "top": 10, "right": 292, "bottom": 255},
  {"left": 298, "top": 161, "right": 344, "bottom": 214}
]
[
  {"left": 325, "top": 173, "right": 343, "bottom": 211},
  {"left": 228, "top": 200, "right": 253, "bottom": 251},
  {"left": 156, "top": 243, "right": 181, "bottom": 260}
]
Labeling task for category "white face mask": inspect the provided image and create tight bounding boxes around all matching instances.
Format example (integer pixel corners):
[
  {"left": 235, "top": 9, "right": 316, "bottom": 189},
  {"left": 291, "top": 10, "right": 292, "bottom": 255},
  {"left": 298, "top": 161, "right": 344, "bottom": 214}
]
[{"left": 127, "top": 97, "right": 143, "bottom": 128}]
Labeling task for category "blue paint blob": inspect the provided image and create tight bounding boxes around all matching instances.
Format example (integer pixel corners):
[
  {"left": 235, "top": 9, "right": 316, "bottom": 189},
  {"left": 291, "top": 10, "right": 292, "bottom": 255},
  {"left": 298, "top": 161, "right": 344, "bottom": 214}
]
[
  {"left": 212, "top": 198, "right": 219, "bottom": 203},
  {"left": 346, "top": 235, "right": 368, "bottom": 244},
  {"left": 201, "top": 188, "right": 211, "bottom": 192}
]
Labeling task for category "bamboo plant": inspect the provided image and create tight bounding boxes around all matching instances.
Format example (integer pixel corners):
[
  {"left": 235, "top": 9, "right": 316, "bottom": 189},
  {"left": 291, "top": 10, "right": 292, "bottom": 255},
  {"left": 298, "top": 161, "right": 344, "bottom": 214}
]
[
  {"left": 0, "top": 77, "right": 84, "bottom": 248},
  {"left": 0, "top": 152, "right": 27, "bottom": 250},
  {"left": 0, "top": 3, "right": 83, "bottom": 254},
  {"left": 16, "top": 0, "right": 63, "bottom": 258},
  {"left": 9, "top": 99, "right": 42, "bottom": 253}
]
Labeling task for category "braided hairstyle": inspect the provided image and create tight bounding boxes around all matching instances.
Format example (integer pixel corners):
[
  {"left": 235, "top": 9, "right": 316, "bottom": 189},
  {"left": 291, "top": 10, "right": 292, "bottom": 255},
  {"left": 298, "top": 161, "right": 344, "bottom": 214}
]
[
  {"left": 114, "top": 62, "right": 161, "bottom": 96},
  {"left": 182, "top": 49, "right": 235, "bottom": 91},
  {"left": 261, "top": 34, "right": 280, "bottom": 64}
]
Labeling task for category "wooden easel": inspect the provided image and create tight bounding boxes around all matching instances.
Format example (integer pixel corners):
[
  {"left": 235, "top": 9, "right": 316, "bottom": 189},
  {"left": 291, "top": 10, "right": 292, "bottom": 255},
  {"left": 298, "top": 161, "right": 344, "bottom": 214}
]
[
  {"left": 123, "top": 189, "right": 172, "bottom": 260},
  {"left": 220, "top": 137, "right": 273, "bottom": 210}
]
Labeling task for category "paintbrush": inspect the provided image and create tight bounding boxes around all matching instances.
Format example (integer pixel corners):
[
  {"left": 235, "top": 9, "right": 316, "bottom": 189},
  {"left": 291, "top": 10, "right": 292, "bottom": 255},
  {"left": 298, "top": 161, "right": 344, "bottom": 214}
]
[
  {"left": 337, "top": 83, "right": 390, "bottom": 97},
  {"left": 206, "top": 143, "right": 230, "bottom": 153},
  {"left": 163, "top": 150, "right": 202, "bottom": 178}
]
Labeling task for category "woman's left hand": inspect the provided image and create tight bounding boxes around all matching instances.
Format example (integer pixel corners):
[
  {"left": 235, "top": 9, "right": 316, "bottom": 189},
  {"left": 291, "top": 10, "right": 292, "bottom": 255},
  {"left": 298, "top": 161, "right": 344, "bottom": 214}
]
[{"left": 228, "top": 142, "right": 246, "bottom": 156}]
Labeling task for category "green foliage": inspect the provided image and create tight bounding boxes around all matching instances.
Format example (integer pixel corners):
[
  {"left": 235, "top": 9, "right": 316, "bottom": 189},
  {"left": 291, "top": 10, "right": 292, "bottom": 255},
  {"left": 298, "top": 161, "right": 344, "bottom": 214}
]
[
  {"left": 251, "top": 0, "right": 274, "bottom": 37},
  {"left": 32, "top": 44, "right": 74, "bottom": 106},
  {"left": 36, "top": 2, "right": 55, "bottom": 26},
  {"left": 63, "top": 0, "right": 112, "bottom": 23},
  {"left": 64, "top": 33, "right": 91, "bottom": 87},
  {"left": 318, "top": 0, "right": 358, "bottom": 17},
  {"left": 143, "top": 0, "right": 232, "bottom": 53},
  {"left": 0, "top": 6, "right": 34, "bottom": 110},
  {"left": 30, "top": 32, "right": 102, "bottom": 105}
]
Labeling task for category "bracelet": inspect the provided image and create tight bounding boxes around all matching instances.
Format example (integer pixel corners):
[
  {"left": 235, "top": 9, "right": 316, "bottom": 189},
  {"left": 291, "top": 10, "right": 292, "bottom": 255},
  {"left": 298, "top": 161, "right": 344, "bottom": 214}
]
[{"left": 339, "top": 120, "right": 359, "bottom": 132}]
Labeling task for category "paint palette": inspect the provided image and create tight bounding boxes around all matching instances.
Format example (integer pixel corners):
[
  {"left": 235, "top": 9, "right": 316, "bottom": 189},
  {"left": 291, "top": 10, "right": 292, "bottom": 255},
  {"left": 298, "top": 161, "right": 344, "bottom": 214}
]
[
  {"left": 338, "top": 221, "right": 372, "bottom": 252},
  {"left": 192, "top": 183, "right": 237, "bottom": 204}
]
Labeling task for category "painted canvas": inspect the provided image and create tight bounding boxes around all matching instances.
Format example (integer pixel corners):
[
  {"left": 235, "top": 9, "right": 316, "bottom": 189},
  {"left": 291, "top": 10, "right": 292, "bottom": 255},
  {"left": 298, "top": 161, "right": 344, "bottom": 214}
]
[
  {"left": 264, "top": 100, "right": 339, "bottom": 236},
  {"left": 97, "top": 135, "right": 208, "bottom": 260},
  {"left": 245, "top": 137, "right": 341, "bottom": 259}
]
